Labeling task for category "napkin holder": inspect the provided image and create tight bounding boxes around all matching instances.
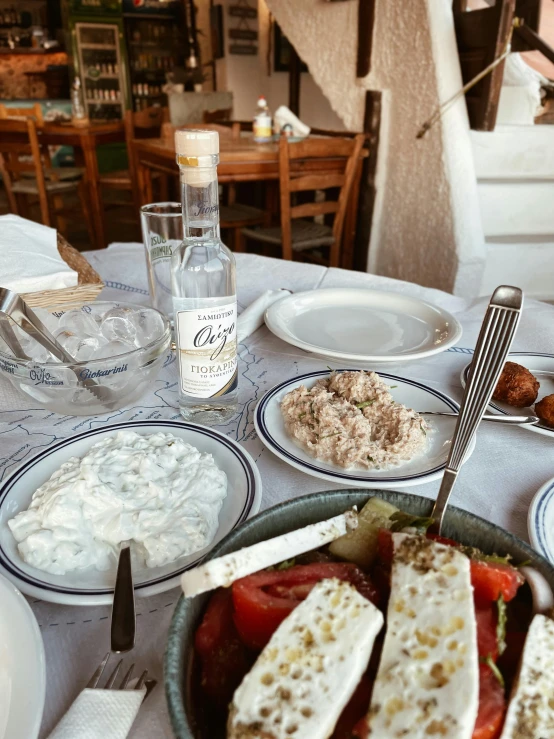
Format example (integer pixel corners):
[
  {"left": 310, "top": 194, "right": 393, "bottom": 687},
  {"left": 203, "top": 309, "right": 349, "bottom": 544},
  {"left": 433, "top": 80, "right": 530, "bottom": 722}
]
[{"left": 22, "top": 234, "right": 103, "bottom": 309}]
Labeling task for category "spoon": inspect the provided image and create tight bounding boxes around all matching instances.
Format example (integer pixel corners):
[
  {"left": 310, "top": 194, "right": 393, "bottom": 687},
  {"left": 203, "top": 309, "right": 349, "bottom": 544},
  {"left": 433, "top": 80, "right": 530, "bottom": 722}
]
[
  {"left": 111, "top": 542, "right": 136, "bottom": 653},
  {"left": 421, "top": 411, "right": 539, "bottom": 425}
]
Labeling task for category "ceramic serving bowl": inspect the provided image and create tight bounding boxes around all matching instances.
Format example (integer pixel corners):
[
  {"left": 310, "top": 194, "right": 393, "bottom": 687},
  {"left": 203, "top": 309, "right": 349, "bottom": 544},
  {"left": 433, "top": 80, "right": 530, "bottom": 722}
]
[{"left": 164, "top": 489, "right": 554, "bottom": 739}]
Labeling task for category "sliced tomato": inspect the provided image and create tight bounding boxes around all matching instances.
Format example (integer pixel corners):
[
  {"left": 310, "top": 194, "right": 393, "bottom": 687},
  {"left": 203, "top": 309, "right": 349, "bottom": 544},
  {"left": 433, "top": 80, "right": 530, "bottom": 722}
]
[
  {"left": 232, "top": 563, "right": 379, "bottom": 650},
  {"left": 470, "top": 560, "right": 524, "bottom": 604},
  {"left": 429, "top": 533, "right": 524, "bottom": 604},
  {"left": 333, "top": 675, "right": 373, "bottom": 739},
  {"left": 377, "top": 528, "right": 394, "bottom": 565},
  {"left": 427, "top": 533, "right": 458, "bottom": 547},
  {"left": 472, "top": 664, "right": 506, "bottom": 739},
  {"left": 352, "top": 717, "right": 370, "bottom": 739},
  {"left": 194, "top": 588, "right": 252, "bottom": 706},
  {"left": 476, "top": 602, "right": 499, "bottom": 660}
]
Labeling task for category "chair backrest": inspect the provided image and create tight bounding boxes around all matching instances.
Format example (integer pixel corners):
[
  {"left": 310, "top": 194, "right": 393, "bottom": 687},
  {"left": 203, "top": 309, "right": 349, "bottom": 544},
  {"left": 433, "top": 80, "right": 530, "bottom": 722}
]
[
  {"left": 0, "top": 102, "right": 44, "bottom": 125},
  {"left": 278, "top": 134, "right": 365, "bottom": 264},
  {"left": 0, "top": 117, "right": 50, "bottom": 224},
  {"left": 203, "top": 107, "right": 232, "bottom": 124}
]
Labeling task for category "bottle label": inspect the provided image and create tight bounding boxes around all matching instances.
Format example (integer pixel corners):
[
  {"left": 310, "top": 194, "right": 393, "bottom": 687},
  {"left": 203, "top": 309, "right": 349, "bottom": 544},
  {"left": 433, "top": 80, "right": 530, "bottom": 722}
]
[{"left": 176, "top": 301, "right": 238, "bottom": 399}]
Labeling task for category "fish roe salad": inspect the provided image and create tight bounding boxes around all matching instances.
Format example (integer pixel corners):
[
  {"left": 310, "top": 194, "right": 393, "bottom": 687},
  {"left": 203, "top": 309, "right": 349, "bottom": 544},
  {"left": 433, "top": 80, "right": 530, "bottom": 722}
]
[{"left": 280, "top": 371, "right": 428, "bottom": 470}]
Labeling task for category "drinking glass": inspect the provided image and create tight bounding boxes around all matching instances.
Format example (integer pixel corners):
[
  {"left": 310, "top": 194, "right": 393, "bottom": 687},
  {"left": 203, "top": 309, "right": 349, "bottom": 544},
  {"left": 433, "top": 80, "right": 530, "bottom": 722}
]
[{"left": 140, "top": 202, "right": 182, "bottom": 322}]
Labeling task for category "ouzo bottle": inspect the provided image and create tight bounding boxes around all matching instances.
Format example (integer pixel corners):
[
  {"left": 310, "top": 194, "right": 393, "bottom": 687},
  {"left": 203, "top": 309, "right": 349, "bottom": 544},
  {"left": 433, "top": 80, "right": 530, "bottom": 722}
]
[{"left": 171, "top": 129, "right": 238, "bottom": 425}]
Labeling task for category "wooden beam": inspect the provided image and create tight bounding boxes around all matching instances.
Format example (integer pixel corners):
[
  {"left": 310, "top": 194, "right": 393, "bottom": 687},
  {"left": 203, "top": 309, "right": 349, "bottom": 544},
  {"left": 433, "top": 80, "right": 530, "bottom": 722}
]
[
  {"left": 514, "top": 22, "right": 554, "bottom": 65},
  {"left": 353, "top": 89, "right": 381, "bottom": 271},
  {"left": 288, "top": 43, "right": 301, "bottom": 115},
  {"left": 357, "top": 0, "right": 376, "bottom": 77}
]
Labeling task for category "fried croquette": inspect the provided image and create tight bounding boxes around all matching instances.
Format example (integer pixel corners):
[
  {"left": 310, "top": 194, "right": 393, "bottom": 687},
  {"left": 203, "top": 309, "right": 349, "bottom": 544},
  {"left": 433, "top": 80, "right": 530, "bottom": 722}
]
[
  {"left": 492, "top": 361, "right": 540, "bottom": 407},
  {"left": 535, "top": 394, "right": 554, "bottom": 427}
]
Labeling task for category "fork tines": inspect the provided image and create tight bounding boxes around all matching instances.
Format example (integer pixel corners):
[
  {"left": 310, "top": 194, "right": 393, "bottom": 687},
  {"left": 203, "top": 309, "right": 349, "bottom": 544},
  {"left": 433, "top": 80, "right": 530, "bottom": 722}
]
[{"left": 87, "top": 652, "right": 144, "bottom": 691}]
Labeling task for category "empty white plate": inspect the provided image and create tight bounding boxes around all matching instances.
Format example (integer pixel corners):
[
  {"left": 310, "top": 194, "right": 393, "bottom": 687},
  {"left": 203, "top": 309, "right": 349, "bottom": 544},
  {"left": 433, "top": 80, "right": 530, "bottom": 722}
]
[
  {"left": 254, "top": 370, "right": 475, "bottom": 488},
  {"left": 528, "top": 476, "right": 554, "bottom": 564},
  {"left": 264, "top": 288, "right": 463, "bottom": 363},
  {"left": 0, "top": 573, "right": 45, "bottom": 739},
  {"left": 0, "top": 421, "right": 262, "bottom": 606},
  {"left": 461, "top": 352, "right": 554, "bottom": 438}
]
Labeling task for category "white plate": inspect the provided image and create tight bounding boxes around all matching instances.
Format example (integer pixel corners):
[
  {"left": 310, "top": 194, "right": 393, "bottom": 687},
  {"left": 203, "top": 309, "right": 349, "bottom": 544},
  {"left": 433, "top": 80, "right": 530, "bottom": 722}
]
[
  {"left": 264, "top": 288, "right": 463, "bottom": 363},
  {"left": 461, "top": 352, "right": 554, "bottom": 438},
  {"left": 528, "top": 476, "right": 554, "bottom": 563},
  {"left": 254, "top": 370, "right": 475, "bottom": 488},
  {"left": 0, "top": 421, "right": 262, "bottom": 606},
  {"left": 0, "top": 573, "right": 45, "bottom": 739}
]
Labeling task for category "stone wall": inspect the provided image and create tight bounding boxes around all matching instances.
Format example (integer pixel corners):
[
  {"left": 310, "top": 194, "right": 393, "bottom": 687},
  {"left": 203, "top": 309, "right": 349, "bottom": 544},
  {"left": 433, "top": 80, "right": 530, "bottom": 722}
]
[
  {"left": 0, "top": 52, "right": 68, "bottom": 100},
  {"left": 264, "top": 0, "right": 487, "bottom": 297}
]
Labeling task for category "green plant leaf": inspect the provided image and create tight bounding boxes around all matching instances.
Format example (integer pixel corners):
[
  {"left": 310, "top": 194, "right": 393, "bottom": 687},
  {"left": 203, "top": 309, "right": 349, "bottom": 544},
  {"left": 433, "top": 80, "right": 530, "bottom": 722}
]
[
  {"left": 480, "top": 655, "right": 505, "bottom": 688},
  {"left": 389, "top": 511, "right": 434, "bottom": 533}
]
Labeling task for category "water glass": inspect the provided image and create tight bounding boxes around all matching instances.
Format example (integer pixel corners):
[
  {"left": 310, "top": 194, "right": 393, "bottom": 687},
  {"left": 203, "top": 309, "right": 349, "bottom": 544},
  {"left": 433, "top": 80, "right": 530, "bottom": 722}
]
[{"left": 140, "top": 202, "right": 182, "bottom": 322}]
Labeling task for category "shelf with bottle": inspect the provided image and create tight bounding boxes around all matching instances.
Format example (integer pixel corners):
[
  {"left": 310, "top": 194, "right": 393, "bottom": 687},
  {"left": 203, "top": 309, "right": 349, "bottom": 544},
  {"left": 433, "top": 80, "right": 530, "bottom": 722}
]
[{"left": 86, "top": 99, "right": 123, "bottom": 105}]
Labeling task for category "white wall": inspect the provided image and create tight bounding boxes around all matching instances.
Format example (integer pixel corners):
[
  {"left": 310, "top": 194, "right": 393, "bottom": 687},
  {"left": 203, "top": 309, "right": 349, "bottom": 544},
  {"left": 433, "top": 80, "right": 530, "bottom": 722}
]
[
  {"left": 265, "top": 0, "right": 487, "bottom": 297},
  {"left": 198, "top": 0, "right": 344, "bottom": 129}
]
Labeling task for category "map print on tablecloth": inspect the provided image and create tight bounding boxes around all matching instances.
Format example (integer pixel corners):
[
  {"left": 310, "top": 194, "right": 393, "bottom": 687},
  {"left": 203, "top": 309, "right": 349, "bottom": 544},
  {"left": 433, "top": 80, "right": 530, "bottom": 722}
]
[{"left": 0, "top": 341, "right": 287, "bottom": 482}]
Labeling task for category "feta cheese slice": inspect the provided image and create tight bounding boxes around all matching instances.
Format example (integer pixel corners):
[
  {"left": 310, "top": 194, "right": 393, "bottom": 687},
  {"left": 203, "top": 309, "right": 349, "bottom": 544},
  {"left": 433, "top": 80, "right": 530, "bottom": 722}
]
[
  {"left": 499, "top": 613, "right": 554, "bottom": 739},
  {"left": 228, "top": 577, "right": 383, "bottom": 739},
  {"left": 367, "top": 533, "right": 479, "bottom": 739},
  {"left": 181, "top": 510, "right": 358, "bottom": 597}
]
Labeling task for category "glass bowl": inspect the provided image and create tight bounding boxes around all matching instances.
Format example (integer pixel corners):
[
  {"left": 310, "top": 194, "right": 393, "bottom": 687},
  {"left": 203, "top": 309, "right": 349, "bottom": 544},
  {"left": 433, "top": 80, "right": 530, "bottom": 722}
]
[{"left": 0, "top": 301, "right": 172, "bottom": 416}]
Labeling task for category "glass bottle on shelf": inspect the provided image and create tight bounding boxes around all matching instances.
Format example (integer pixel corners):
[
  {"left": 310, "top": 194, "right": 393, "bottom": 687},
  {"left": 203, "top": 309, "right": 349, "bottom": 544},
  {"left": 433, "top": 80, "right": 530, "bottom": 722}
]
[
  {"left": 172, "top": 130, "right": 238, "bottom": 425},
  {"left": 71, "top": 77, "right": 86, "bottom": 121}
]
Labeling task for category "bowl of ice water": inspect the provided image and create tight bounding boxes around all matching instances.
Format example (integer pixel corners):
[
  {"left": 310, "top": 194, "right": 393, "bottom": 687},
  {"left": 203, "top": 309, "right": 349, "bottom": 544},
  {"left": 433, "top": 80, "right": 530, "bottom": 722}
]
[{"left": 0, "top": 301, "right": 172, "bottom": 416}]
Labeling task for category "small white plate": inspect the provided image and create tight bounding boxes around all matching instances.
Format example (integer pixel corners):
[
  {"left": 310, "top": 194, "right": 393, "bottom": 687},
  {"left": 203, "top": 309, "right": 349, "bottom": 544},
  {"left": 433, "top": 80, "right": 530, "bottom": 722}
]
[
  {"left": 461, "top": 351, "right": 554, "bottom": 438},
  {"left": 264, "top": 288, "right": 463, "bottom": 363},
  {"left": 0, "top": 573, "right": 45, "bottom": 739},
  {"left": 254, "top": 370, "right": 475, "bottom": 488},
  {"left": 0, "top": 421, "right": 262, "bottom": 606},
  {"left": 528, "top": 477, "right": 554, "bottom": 563}
]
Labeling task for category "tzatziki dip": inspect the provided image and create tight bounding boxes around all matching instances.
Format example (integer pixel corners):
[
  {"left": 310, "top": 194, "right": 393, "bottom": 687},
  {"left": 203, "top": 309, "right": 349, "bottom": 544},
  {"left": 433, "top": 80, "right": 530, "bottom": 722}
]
[{"left": 8, "top": 430, "right": 228, "bottom": 575}]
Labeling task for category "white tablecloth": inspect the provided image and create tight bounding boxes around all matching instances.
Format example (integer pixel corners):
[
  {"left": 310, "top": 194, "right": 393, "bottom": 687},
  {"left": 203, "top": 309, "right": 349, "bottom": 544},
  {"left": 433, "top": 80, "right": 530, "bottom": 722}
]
[{"left": 1, "top": 245, "right": 553, "bottom": 738}]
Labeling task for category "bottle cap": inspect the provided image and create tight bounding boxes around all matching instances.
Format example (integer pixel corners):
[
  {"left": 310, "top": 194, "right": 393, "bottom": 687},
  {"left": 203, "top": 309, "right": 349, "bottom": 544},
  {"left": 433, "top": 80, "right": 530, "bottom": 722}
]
[{"left": 175, "top": 128, "right": 219, "bottom": 159}]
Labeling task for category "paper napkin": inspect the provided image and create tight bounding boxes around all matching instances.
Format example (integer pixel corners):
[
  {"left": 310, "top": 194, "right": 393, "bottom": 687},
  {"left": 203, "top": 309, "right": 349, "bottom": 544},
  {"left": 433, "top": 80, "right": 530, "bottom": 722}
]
[
  {"left": 0, "top": 214, "right": 78, "bottom": 293},
  {"left": 274, "top": 106, "right": 311, "bottom": 138},
  {"left": 237, "top": 288, "right": 291, "bottom": 343},
  {"left": 47, "top": 688, "right": 145, "bottom": 739}
]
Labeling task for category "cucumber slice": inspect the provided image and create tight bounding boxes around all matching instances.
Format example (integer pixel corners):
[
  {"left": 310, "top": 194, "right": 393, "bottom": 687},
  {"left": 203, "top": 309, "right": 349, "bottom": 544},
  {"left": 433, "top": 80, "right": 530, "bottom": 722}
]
[{"left": 329, "top": 497, "right": 399, "bottom": 569}]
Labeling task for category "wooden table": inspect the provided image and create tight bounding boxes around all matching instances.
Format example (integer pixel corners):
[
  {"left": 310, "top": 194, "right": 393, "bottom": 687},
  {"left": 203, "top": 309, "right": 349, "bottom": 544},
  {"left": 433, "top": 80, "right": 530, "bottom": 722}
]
[
  {"left": 40, "top": 121, "right": 125, "bottom": 249},
  {"left": 133, "top": 135, "right": 365, "bottom": 269}
]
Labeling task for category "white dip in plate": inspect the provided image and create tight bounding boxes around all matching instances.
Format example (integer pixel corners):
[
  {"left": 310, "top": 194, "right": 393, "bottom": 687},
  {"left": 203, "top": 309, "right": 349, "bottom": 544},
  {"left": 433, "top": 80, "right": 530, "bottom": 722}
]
[{"left": 8, "top": 430, "right": 227, "bottom": 574}]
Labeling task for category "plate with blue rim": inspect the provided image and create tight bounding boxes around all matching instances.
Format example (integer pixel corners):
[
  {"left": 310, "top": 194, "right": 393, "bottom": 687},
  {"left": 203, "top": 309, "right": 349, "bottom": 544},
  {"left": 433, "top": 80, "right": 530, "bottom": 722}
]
[
  {"left": 254, "top": 369, "right": 475, "bottom": 489},
  {"left": 0, "top": 420, "right": 262, "bottom": 607},
  {"left": 461, "top": 351, "right": 554, "bottom": 438},
  {"left": 528, "top": 476, "right": 554, "bottom": 564}
]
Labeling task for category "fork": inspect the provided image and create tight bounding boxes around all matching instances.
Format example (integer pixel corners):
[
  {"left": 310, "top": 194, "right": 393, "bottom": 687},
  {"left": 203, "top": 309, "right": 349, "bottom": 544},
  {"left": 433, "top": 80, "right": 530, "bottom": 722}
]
[
  {"left": 87, "top": 652, "right": 156, "bottom": 699},
  {"left": 430, "top": 285, "right": 523, "bottom": 534}
]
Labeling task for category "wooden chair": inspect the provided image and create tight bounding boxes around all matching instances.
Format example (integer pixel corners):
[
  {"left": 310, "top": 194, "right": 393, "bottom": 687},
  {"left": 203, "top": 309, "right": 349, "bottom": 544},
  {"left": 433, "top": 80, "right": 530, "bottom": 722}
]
[
  {"left": 242, "top": 134, "right": 365, "bottom": 267},
  {"left": 0, "top": 102, "right": 44, "bottom": 125},
  {"left": 99, "top": 106, "right": 167, "bottom": 221},
  {"left": 203, "top": 107, "right": 232, "bottom": 124},
  {"left": 172, "top": 122, "right": 265, "bottom": 250},
  {"left": 0, "top": 117, "right": 94, "bottom": 240}
]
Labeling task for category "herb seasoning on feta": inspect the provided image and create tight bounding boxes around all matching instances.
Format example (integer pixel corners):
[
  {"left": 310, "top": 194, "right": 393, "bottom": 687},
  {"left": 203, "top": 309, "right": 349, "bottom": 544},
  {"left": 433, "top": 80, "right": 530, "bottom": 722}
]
[{"left": 8, "top": 430, "right": 227, "bottom": 574}]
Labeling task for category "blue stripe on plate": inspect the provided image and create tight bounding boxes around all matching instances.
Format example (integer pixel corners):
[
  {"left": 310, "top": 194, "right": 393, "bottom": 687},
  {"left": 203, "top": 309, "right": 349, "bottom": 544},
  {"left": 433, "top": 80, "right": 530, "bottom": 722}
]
[
  {"left": 256, "top": 370, "right": 460, "bottom": 484},
  {"left": 0, "top": 420, "right": 256, "bottom": 595},
  {"left": 533, "top": 480, "right": 554, "bottom": 563}
]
